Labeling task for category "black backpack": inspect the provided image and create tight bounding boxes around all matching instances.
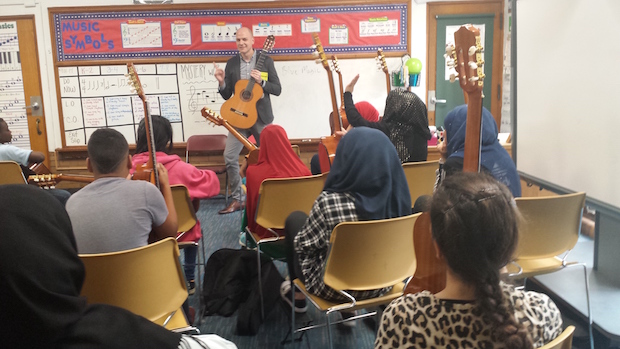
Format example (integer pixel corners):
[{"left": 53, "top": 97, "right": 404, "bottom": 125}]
[{"left": 201, "top": 248, "right": 284, "bottom": 335}]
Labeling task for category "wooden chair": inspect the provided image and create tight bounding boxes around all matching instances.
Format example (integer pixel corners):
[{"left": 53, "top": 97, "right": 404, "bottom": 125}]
[
  {"left": 185, "top": 134, "right": 229, "bottom": 203},
  {"left": 170, "top": 184, "right": 206, "bottom": 325},
  {"left": 401, "top": 160, "right": 439, "bottom": 203},
  {"left": 246, "top": 173, "right": 325, "bottom": 319},
  {"left": 291, "top": 213, "right": 420, "bottom": 349},
  {"left": 539, "top": 326, "right": 575, "bottom": 349},
  {"left": 0, "top": 161, "right": 27, "bottom": 185},
  {"left": 79, "top": 237, "right": 190, "bottom": 330},
  {"left": 506, "top": 192, "right": 591, "bottom": 349}
]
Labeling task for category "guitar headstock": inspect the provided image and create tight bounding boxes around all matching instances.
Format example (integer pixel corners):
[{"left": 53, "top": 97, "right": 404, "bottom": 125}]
[
  {"left": 376, "top": 48, "right": 388, "bottom": 74},
  {"left": 311, "top": 33, "right": 330, "bottom": 71},
  {"left": 127, "top": 63, "right": 146, "bottom": 102},
  {"left": 28, "top": 174, "right": 60, "bottom": 189},
  {"left": 201, "top": 107, "right": 224, "bottom": 126},
  {"left": 331, "top": 55, "right": 342, "bottom": 76},
  {"left": 263, "top": 35, "right": 275, "bottom": 53},
  {"left": 450, "top": 25, "right": 485, "bottom": 95}
]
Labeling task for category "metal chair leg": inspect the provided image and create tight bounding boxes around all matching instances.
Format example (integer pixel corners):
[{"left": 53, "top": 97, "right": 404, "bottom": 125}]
[
  {"left": 326, "top": 311, "right": 334, "bottom": 349},
  {"left": 256, "top": 242, "right": 265, "bottom": 320},
  {"left": 579, "top": 263, "right": 594, "bottom": 349}
]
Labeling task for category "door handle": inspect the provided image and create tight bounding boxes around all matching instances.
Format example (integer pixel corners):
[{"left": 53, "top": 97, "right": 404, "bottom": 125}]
[
  {"left": 23, "top": 102, "right": 40, "bottom": 111},
  {"left": 431, "top": 97, "right": 447, "bottom": 104},
  {"left": 36, "top": 119, "right": 42, "bottom": 135}
]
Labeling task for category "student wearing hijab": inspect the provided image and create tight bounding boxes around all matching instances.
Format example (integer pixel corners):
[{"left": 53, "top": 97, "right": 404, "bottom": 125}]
[
  {"left": 344, "top": 74, "right": 432, "bottom": 163},
  {"left": 245, "top": 124, "right": 311, "bottom": 242},
  {"left": 438, "top": 104, "right": 521, "bottom": 198},
  {"left": 0, "top": 184, "right": 237, "bottom": 349},
  {"left": 281, "top": 127, "right": 411, "bottom": 314}
]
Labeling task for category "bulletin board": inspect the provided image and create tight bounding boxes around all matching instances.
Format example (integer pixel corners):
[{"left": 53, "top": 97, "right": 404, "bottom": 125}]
[{"left": 49, "top": 0, "right": 411, "bottom": 148}]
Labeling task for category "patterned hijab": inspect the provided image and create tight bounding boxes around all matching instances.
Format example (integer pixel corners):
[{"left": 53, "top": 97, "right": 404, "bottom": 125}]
[
  {"left": 0, "top": 185, "right": 181, "bottom": 349},
  {"left": 383, "top": 89, "right": 432, "bottom": 162},
  {"left": 323, "top": 127, "right": 412, "bottom": 220},
  {"left": 444, "top": 104, "right": 521, "bottom": 197}
]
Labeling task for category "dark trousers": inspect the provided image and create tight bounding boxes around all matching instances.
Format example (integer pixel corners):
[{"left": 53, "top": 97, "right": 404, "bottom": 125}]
[{"left": 284, "top": 211, "right": 308, "bottom": 283}]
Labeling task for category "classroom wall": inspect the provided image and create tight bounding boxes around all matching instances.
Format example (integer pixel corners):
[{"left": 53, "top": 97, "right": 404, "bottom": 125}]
[{"left": 0, "top": 0, "right": 429, "bottom": 150}]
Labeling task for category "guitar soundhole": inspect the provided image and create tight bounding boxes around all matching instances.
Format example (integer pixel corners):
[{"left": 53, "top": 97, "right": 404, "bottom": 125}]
[{"left": 241, "top": 90, "right": 252, "bottom": 101}]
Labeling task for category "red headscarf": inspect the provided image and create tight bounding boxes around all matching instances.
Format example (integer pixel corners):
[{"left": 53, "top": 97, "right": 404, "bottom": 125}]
[
  {"left": 246, "top": 124, "right": 311, "bottom": 239},
  {"left": 355, "top": 101, "right": 380, "bottom": 122}
]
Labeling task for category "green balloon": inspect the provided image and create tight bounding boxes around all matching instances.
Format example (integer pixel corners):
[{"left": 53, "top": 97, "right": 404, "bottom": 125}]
[{"left": 405, "top": 58, "right": 423, "bottom": 74}]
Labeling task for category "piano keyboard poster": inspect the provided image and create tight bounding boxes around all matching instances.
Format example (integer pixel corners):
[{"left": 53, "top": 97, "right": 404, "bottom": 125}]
[{"left": 0, "top": 21, "right": 29, "bottom": 149}]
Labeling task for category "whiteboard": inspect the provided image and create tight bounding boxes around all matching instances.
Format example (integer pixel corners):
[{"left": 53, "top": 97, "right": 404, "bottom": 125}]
[
  {"left": 515, "top": 0, "right": 620, "bottom": 208},
  {"left": 57, "top": 56, "right": 404, "bottom": 145}
]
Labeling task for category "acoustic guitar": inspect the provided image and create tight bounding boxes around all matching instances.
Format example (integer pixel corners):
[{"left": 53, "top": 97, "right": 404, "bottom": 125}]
[
  {"left": 330, "top": 55, "right": 349, "bottom": 131},
  {"left": 127, "top": 62, "right": 159, "bottom": 188},
  {"left": 376, "top": 48, "right": 391, "bottom": 96},
  {"left": 312, "top": 33, "right": 342, "bottom": 173},
  {"left": 405, "top": 25, "right": 485, "bottom": 296},
  {"left": 219, "top": 35, "right": 275, "bottom": 130},
  {"left": 201, "top": 107, "right": 259, "bottom": 165},
  {"left": 27, "top": 162, "right": 94, "bottom": 189}
]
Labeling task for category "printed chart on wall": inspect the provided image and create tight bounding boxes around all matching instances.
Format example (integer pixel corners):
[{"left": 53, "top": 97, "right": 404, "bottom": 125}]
[
  {"left": 59, "top": 63, "right": 223, "bottom": 146},
  {"left": 0, "top": 21, "right": 30, "bottom": 149}
]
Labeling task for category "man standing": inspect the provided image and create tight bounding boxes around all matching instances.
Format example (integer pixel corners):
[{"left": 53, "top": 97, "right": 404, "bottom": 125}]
[{"left": 214, "top": 27, "right": 281, "bottom": 214}]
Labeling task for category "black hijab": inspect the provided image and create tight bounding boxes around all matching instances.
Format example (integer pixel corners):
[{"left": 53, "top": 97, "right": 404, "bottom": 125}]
[
  {"left": 0, "top": 185, "right": 181, "bottom": 349},
  {"left": 383, "top": 89, "right": 432, "bottom": 162},
  {"left": 323, "top": 127, "right": 412, "bottom": 220}
]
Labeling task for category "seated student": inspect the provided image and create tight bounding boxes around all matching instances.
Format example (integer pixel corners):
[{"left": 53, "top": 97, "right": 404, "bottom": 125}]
[
  {"left": 375, "top": 172, "right": 562, "bottom": 349},
  {"left": 131, "top": 115, "right": 220, "bottom": 293},
  {"left": 244, "top": 124, "right": 311, "bottom": 243},
  {"left": 437, "top": 104, "right": 521, "bottom": 197},
  {"left": 0, "top": 184, "right": 237, "bottom": 349},
  {"left": 344, "top": 74, "right": 432, "bottom": 163},
  {"left": 0, "top": 117, "right": 71, "bottom": 206},
  {"left": 66, "top": 128, "right": 177, "bottom": 254},
  {"left": 310, "top": 101, "right": 380, "bottom": 175},
  {"left": 282, "top": 127, "right": 411, "bottom": 314}
]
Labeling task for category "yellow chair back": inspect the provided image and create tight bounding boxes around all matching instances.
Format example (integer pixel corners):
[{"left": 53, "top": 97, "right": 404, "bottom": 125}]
[
  {"left": 514, "top": 192, "right": 586, "bottom": 259},
  {"left": 0, "top": 161, "right": 27, "bottom": 185},
  {"left": 402, "top": 160, "right": 439, "bottom": 203},
  {"left": 170, "top": 184, "right": 198, "bottom": 236},
  {"left": 255, "top": 174, "right": 324, "bottom": 230},
  {"left": 79, "top": 238, "right": 188, "bottom": 328},
  {"left": 324, "top": 213, "right": 420, "bottom": 291},
  {"left": 539, "top": 326, "right": 575, "bottom": 349}
]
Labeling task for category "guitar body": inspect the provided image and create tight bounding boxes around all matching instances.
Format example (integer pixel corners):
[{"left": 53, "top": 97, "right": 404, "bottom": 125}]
[
  {"left": 220, "top": 80, "right": 262, "bottom": 129},
  {"left": 318, "top": 135, "right": 339, "bottom": 173},
  {"left": 404, "top": 212, "right": 446, "bottom": 295},
  {"left": 246, "top": 148, "right": 260, "bottom": 166}
]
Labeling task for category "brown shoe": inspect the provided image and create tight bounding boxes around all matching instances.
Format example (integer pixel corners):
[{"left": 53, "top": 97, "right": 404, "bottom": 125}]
[{"left": 218, "top": 199, "right": 243, "bottom": 214}]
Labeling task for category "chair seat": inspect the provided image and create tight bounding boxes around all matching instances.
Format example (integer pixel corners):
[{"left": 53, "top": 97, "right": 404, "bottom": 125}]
[
  {"left": 247, "top": 231, "right": 287, "bottom": 258},
  {"left": 293, "top": 279, "right": 405, "bottom": 312},
  {"left": 507, "top": 256, "right": 578, "bottom": 278}
]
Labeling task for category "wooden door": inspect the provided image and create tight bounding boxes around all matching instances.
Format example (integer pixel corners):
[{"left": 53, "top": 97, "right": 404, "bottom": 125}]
[
  {"left": 0, "top": 16, "right": 50, "bottom": 168},
  {"left": 427, "top": 1, "right": 504, "bottom": 128}
]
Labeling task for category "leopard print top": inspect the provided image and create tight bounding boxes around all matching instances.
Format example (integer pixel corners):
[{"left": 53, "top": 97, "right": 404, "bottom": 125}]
[{"left": 375, "top": 282, "right": 562, "bottom": 349}]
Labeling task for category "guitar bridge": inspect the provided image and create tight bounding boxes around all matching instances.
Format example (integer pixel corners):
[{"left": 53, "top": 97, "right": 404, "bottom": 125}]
[{"left": 230, "top": 108, "right": 248, "bottom": 117}]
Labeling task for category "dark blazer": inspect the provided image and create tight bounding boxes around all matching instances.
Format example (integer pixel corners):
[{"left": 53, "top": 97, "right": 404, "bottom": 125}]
[{"left": 218, "top": 51, "right": 282, "bottom": 125}]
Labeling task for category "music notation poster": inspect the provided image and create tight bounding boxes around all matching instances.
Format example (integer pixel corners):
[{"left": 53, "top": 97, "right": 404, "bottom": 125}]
[{"left": 0, "top": 21, "right": 30, "bottom": 149}]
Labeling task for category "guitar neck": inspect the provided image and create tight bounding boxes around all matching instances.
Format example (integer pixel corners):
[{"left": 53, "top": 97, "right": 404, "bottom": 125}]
[
  {"left": 337, "top": 72, "right": 345, "bottom": 108},
  {"left": 143, "top": 101, "right": 160, "bottom": 188},
  {"left": 462, "top": 91, "right": 483, "bottom": 172},
  {"left": 384, "top": 71, "right": 391, "bottom": 96},
  {"left": 326, "top": 69, "right": 342, "bottom": 132}
]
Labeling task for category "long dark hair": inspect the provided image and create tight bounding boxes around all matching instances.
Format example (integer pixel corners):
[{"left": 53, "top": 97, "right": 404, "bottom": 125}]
[
  {"left": 135, "top": 115, "right": 173, "bottom": 154},
  {"left": 430, "top": 172, "right": 532, "bottom": 349}
]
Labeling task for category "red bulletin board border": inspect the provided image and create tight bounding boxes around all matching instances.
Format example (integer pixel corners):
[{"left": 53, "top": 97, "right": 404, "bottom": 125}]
[{"left": 50, "top": 2, "right": 409, "bottom": 62}]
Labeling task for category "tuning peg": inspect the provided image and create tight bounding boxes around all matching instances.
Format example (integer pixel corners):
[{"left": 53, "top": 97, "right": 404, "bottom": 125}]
[
  {"left": 478, "top": 58, "right": 485, "bottom": 65},
  {"left": 450, "top": 72, "right": 458, "bottom": 83},
  {"left": 312, "top": 51, "right": 319, "bottom": 58},
  {"left": 310, "top": 44, "right": 317, "bottom": 49},
  {"left": 445, "top": 44, "right": 454, "bottom": 56},
  {"left": 479, "top": 73, "right": 486, "bottom": 79},
  {"left": 468, "top": 46, "right": 477, "bottom": 56},
  {"left": 469, "top": 62, "right": 479, "bottom": 70},
  {"left": 315, "top": 59, "right": 323, "bottom": 65},
  {"left": 468, "top": 76, "right": 479, "bottom": 83}
]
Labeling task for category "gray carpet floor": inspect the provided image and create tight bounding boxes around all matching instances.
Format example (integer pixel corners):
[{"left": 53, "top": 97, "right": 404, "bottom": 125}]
[{"left": 185, "top": 196, "right": 379, "bottom": 349}]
